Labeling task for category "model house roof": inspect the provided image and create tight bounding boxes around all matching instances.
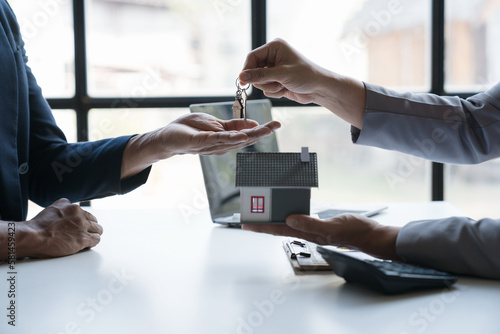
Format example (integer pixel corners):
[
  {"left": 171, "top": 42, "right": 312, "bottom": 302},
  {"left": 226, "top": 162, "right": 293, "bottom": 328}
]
[{"left": 235, "top": 152, "right": 318, "bottom": 188}]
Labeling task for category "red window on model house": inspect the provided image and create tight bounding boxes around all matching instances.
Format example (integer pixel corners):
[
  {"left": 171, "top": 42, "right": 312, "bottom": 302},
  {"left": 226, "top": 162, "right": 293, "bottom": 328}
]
[{"left": 251, "top": 196, "right": 265, "bottom": 213}]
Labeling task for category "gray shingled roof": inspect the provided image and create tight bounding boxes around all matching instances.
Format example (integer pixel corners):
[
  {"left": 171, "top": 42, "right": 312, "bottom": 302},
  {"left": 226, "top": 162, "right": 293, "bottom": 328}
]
[{"left": 235, "top": 152, "right": 318, "bottom": 187}]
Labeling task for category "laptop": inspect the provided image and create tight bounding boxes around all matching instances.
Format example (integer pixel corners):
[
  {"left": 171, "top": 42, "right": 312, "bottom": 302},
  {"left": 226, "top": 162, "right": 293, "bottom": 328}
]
[{"left": 189, "top": 99, "right": 386, "bottom": 227}]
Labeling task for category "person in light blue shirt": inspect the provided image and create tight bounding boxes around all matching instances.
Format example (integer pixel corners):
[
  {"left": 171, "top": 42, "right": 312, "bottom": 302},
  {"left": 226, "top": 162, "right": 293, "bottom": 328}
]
[{"left": 239, "top": 38, "right": 500, "bottom": 279}]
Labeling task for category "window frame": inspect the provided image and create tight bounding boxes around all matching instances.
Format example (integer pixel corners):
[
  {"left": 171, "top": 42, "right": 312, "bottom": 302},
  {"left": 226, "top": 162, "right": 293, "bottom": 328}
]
[
  {"left": 46, "top": 0, "right": 477, "bottom": 204},
  {"left": 251, "top": 196, "right": 265, "bottom": 213}
]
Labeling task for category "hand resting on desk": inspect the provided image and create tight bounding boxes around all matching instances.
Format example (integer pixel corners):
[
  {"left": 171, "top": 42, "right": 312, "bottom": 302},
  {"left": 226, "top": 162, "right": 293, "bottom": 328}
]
[{"left": 0, "top": 198, "right": 102, "bottom": 260}]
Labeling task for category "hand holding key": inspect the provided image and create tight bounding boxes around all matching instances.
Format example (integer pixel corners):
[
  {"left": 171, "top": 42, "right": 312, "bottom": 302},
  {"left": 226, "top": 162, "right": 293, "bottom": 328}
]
[{"left": 238, "top": 38, "right": 366, "bottom": 129}]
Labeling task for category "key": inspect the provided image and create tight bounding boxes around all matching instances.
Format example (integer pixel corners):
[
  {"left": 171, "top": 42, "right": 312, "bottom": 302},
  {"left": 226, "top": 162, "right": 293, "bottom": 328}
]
[
  {"left": 234, "top": 78, "right": 250, "bottom": 125},
  {"left": 232, "top": 96, "right": 244, "bottom": 119}
]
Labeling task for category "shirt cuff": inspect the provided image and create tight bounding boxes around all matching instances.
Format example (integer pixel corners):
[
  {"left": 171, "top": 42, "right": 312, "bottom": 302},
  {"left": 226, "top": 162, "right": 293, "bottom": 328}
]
[{"left": 119, "top": 166, "right": 151, "bottom": 194}]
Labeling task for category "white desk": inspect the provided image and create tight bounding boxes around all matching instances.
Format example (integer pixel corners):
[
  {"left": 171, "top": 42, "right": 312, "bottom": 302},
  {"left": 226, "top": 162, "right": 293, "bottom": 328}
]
[{"left": 2, "top": 202, "right": 500, "bottom": 334}]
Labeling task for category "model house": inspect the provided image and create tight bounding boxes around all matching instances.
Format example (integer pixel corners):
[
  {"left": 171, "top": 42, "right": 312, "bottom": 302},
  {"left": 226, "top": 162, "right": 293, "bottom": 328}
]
[{"left": 235, "top": 148, "right": 318, "bottom": 223}]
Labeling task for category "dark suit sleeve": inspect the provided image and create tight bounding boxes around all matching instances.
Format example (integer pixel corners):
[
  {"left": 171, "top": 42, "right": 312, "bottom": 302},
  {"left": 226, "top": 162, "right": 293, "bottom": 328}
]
[
  {"left": 396, "top": 217, "right": 500, "bottom": 279},
  {"left": 25, "top": 49, "right": 150, "bottom": 207}
]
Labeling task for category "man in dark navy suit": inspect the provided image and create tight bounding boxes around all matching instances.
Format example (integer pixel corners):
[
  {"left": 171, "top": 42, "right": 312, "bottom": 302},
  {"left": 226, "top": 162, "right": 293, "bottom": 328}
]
[{"left": 0, "top": 0, "right": 280, "bottom": 260}]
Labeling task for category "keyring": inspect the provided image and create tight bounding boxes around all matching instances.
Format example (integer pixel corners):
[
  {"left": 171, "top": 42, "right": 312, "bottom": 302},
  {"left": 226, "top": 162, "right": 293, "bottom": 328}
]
[{"left": 236, "top": 78, "right": 250, "bottom": 91}]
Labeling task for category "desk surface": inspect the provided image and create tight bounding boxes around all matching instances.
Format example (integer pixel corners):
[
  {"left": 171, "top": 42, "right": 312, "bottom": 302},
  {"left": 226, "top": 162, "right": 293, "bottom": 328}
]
[{"left": 2, "top": 202, "right": 499, "bottom": 334}]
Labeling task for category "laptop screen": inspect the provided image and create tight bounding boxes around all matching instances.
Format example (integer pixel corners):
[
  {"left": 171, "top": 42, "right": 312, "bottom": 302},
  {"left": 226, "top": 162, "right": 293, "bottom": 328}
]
[{"left": 189, "top": 99, "right": 278, "bottom": 221}]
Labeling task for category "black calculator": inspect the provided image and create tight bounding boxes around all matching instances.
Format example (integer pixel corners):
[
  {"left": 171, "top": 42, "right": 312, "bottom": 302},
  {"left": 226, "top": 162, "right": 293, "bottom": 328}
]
[{"left": 317, "top": 246, "right": 457, "bottom": 294}]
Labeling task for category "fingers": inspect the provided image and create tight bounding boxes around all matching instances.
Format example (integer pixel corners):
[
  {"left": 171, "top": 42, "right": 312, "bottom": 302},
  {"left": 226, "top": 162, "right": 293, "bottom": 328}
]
[
  {"left": 240, "top": 38, "right": 293, "bottom": 85},
  {"left": 239, "top": 66, "right": 287, "bottom": 86},
  {"left": 71, "top": 216, "right": 103, "bottom": 253},
  {"left": 240, "top": 43, "right": 273, "bottom": 73},
  {"left": 241, "top": 38, "right": 288, "bottom": 72},
  {"left": 84, "top": 232, "right": 102, "bottom": 250},
  {"left": 241, "top": 224, "right": 294, "bottom": 235},
  {"left": 262, "top": 120, "right": 282, "bottom": 132},
  {"left": 224, "top": 118, "right": 260, "bottom": 131},
  {"left": 255, "top": 86, "right": 289, "bottom": 100},
  {"left": 82, "top": 209, "right": 97, "bottom": 223},
  {"left": 242, "top": 224, "right": 330, "bottom": 245},
  {"left": 198, "top": 140, "right": 252, "bottom": 155},
  {"left": 166, "top": 113, "right": 280, "bottom": 156},
  {"left": 286, "top": 214, "right": 339, "bottom": 237},
  {"left": 177, "top": 114, "right": 279, "bottom": 141},
  {"left": 52, "top": 199, "right": 103, "bottom": 236},
  {"left": 240, "top": 124, "right": 272, "bottom": 138},
  {"left": 51, "top": 197, "right": 71, "bottom": 208},
  {"left": 241, "top": 224, "right": 322, "bottom": 243},
  {"left": 198, "top": 121, "right": 280, "bottom": 153},
  {"left": 199, "top": 129, "right": 277, "bottom": 155},
  {"left": 253, "top": 82, "right": 286, "bottom": 95},
  {"left": 175, "top": 113, "right": 226, "bottom": 132},
  {"left": 241, "top": 121, "right": 281, "bottom": 137},
  {"left": 88, "top": 221, "right": 104, "bottom": 236},
  {"left": 197, "top": 131, "right": 249, "bottom": 147},
  {"left": 80, "top": 209, "right": 103, "bottom": 235},
  {"left": 224, "top": 119, "right": 280, "bottom": 134}
]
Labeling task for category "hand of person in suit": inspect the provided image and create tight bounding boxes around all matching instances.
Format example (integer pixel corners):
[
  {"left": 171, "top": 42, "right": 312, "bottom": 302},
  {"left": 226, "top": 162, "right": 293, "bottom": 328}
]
[
  {"left": 242, "top": 213, "right": 401, "bottom": 260},
  {"left": 154, "top": 112, "right": 280, "bottom": 156},
  {"left": 0, "top": 198, "right": 103, "bottom": 260},
  {"left": 120, "top": 113, "right": 281, "bottom": 179},
  {"left": 0, "top": 113, "right": 279, "bottom": 261},
  {"left": 239, "top": 38, "right": 366, "bottom": 129}
]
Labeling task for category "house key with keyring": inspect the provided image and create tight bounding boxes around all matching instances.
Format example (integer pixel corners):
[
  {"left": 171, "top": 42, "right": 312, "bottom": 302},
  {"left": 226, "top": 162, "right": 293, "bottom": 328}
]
[{"left": 232, "top": 78, "right": 250, "bottom": 125}]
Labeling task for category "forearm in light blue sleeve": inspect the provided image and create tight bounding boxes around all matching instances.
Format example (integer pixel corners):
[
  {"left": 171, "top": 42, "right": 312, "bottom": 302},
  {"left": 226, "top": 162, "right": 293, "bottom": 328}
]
[
  {"left": 396, "top": 217, "right": 500, "bottom": 279},
  {"left": 352, "top": 82, "right": 500, "bottom": 164}
]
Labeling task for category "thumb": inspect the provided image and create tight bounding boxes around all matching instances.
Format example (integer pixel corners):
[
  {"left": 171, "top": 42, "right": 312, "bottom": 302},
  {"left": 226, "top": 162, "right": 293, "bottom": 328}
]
[{"left": 239, "top": 66, "right": 284, "bottom": 85}]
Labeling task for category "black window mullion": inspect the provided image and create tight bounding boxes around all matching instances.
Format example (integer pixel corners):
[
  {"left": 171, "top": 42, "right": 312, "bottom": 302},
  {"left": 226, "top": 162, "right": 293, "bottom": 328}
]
[
  {"left": 430, "top": 0, "right": 445, "bottom": 201},
  {"left": 249, "top": 0, "right": 267, "bottom": 100},
  {"left": 251, "top": 0, "right": 267, "bottom": 49},
  {"left": 73, "top": 0, "right": 90, "bottom": 206},
  {"left": 73, "top": 0, "right": 89, "bottom": 143}
]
